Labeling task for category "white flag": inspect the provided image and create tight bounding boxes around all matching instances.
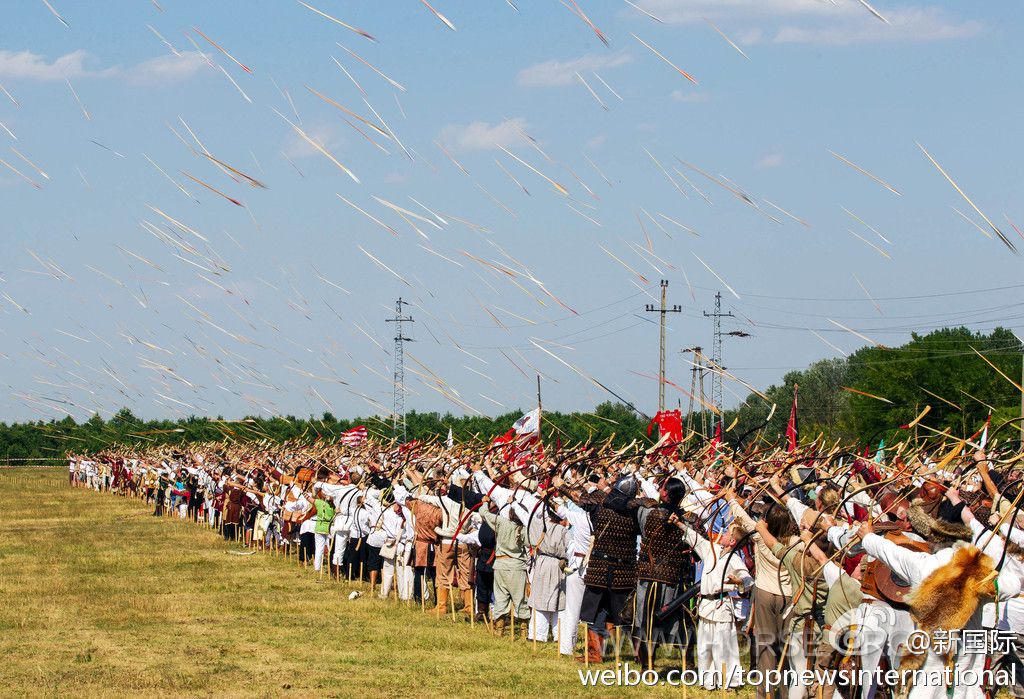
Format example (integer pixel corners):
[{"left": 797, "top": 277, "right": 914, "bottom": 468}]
[
  {"left": 446, "top": 427, "right": 454, "bottom": 448},
  {"left": 512, "top": 408, "right": 541, "bottom": 437}
]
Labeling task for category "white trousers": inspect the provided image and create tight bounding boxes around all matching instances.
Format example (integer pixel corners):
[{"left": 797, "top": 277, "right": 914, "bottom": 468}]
[
  {"left": 696, "top": 618, "right": 742, "bottom": 689},
  {"left": 314, "top": 532, "right": 330, "bottom": 572},
  {"left": 787, "top": 623, "right": 811, "bottom": 699},
  {"left": 401, "top": 561, "right": 415, "bottom": 600},
  {"left": 908, "top": 615, "right": 989, "bottom": 699},
  {"left": 394, "top": 544, "right": 414, "bottom": 600},
  {"left": 331, "top": 533, "right": 348, "bottom": 566},
  {"left": 558, "top": 568, "right": 586, "bottom": 655},
  {"left": 528, "top": 609, "right": 560, "bottom": 642},
  {"left": 380, "top": 553, "right": 399, "bottom": 598},
  {"left": 856, "top": 600, "right": 915, "bottom": 699}
]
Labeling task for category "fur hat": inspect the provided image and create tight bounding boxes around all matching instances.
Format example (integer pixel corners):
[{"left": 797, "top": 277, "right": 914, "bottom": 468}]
[
  {"left": 901, "top": 543, "right": 996, "bottom": 670},
  {"left": 907, "top": 498, "right": 972, "bottom": 542}
]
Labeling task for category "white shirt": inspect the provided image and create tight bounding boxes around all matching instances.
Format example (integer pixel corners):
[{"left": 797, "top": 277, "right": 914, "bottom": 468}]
[
  {"left": 355, "top": 497, "right": 382, "bottom": 540},
  {"left": 556, "top": 500, "right": 593, "bottom": 568},
  {"left": 377, "top": 506, "right": 408, "bottom": 545},
  {"left": 316, "top": 482, "right": 361, "bottom": 534},
  {"left": 680, "top": 524, "right": 753, "bottom": 622}
]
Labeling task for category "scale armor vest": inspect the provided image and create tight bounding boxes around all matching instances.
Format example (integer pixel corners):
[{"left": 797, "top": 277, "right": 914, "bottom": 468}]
[
  {"left": 584, "top": 500, "right": 639, "bottom": 590},
  {"left": 636, "top": 507, "right": 692, "bottom": 584}
]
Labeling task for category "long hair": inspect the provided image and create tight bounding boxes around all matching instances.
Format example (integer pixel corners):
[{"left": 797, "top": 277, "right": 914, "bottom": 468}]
[
  {"left": 664, "top": 478, "right": 687, "bottom": 511},
  {"left": 765, "top": 501, "right": 798, "bottom": 539}
]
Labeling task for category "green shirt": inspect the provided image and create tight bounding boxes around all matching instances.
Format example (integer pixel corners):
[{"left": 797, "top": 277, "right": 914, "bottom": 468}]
[
  {"left": 479, "top": 509, "right": 527, "bottom": 571},
  {"left": 772, "top": 540, "right": 829, "bottom": 627},
  {"left": 824, "top": 571, "right": 863, "bottom": 628},
  {"left": 314, "top": 499, "right": 335, "bottom": 535}
]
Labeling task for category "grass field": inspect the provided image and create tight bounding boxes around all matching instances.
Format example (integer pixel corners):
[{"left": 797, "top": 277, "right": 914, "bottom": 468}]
[{"left": 0, "top": 468, "right": 731, "bottom": 698}]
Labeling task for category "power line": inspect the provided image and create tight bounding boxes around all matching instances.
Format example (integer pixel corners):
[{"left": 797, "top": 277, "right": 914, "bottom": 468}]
[
  {"left": 727, "top": 300, "right": 1024, "bottom": 324},
  {"left": 692, "top": 281, "right": 1024, "bottom": 303}
]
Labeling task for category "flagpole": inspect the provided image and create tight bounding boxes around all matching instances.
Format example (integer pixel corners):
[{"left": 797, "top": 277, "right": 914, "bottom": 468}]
[
  {"left": 536, "top": 374, "right": 542, "bottom": 440},
  {"left": 536, "top": 376, "right": 544, "bottom": 454}
]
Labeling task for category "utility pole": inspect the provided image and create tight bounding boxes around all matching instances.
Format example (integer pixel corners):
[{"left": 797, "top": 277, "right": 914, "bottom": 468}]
[
  {"left": 385, "top": 297, "right": 414, "bottom": 442},
  {"left": 645, "top": 280, "right": 682, "bottom": 413},
  {"left": 681, "top": 346, "right": 704, "bottom": 436},
  {"left": 703, "top": 292, "right": 734, "bottom": 435},
  {"left": 698, "top": 356, "right": 708, "bottom": 438}
]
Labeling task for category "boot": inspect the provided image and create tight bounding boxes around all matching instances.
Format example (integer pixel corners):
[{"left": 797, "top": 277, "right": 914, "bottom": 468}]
[
  {"left": 576, "top": 629, "right": 603, "bottom": 664},
  {"left": 459, "top": 589, "right": 474, "bottom": 620},
  {"left": 430, "top": 586, "right": 449, "bottom": 614},
  {"left": 492, "top": 614, "right": 507, "bottom": 638}
]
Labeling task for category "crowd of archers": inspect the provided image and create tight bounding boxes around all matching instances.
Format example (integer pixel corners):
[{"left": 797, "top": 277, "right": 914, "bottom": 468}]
[{"left": 68, "top": 433, "right": 1024, "bottom": 699}]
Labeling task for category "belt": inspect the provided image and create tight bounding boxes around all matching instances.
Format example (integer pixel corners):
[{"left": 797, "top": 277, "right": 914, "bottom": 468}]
[
  {"left": 573, "top": 552, "right": 586, "bottom": 558},
  {"left": 537, "top": 551, "right": 566, "bottom": 560}
]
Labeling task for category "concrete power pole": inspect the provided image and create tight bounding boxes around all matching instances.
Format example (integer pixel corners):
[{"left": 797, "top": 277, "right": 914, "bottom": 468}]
[
  {"left": 645, "top": 280, "right": 682, "bottom": 413},
  {"left": 385, "top": 298, "right": 414, "bottom": 441}
]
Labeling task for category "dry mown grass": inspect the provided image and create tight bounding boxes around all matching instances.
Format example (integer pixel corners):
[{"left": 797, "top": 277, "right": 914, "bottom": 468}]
[{"left": 0, "top": 468, "right": 731, "bottom": 698}]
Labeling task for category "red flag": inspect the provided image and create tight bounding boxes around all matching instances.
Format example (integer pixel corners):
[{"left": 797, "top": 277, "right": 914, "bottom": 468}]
[
  {"left": 785, "top": 385, "right": 798, "bottom": 453},
  {"left": 340, "top": 425, "right": 367, "bottom": 446},
  {"left": 710, "top": 422, "right": 722, "bottom": 455},
  {"left": 647, "top": 409, "right": 683, "bottom": 457},
  {"left": 491, "top": 409, "right": 542, "bottom": 464},
  {"left": 492, "top": 429, "right": 515, "bottom": 446}
]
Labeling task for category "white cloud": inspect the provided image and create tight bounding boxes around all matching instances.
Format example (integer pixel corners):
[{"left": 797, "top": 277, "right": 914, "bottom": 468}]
[
  {"left": 756, "top": 153, "right": 784, "bottom": 169},
  {"left": 516, "top": 52, "right": 631, "bottom": 87},
  {"left": 283, "top": 122, "right": 344, "bottom": 160},
  {"left": 733, "top": 28, "right": 765, "bottom": 45},
  {"left": 0, "top": 49, "right": 96, "bottom": 81},
  {"left": 772, "top": 7, "right": 984, "bottom": 45},
  {"left": 125, "top": 52, "right": 207, "bottom": 85},
  {"left": 585, "top": 134, "right": 608, "bottom": 151},
  {"left": 633, "top": 1, "right": 984, "bottom": 45},
  {"left": 671, "top": 90, "right": 710, "bottom": 103},
  {"left": 636, "top": 0, "right": 849, "bottom": 25},
  {"left": 439, "top": 117, "right": 528, "bottom": 152},
  {"left": 0, "top": 49, "right": 208, "bottom": 84}
]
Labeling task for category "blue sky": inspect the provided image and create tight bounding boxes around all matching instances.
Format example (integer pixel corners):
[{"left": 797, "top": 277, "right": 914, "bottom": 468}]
[{"left": 1, "top": 0, "right": 1022, "bottom": 424}]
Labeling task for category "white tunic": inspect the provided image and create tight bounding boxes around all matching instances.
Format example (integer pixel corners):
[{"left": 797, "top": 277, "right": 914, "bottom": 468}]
[{"left": 680, "top": 524, "right": 753, "bottom": 623}]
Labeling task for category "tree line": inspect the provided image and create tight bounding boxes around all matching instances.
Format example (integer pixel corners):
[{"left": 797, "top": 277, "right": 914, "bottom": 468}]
[
  {"left": 1, "top": 327, "right": 1019, "bottom": 462},
  {"left": 719, "top": 326, "right": 1022, "bottom": 447}
]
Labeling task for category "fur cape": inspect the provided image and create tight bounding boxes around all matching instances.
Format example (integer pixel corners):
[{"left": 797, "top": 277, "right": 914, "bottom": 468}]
[
  {"left": 907, "top": 498, "right": 972, "bottom": 541},
  {"left": 901, "top": 543, "right": 996, "bottom": 670}
]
